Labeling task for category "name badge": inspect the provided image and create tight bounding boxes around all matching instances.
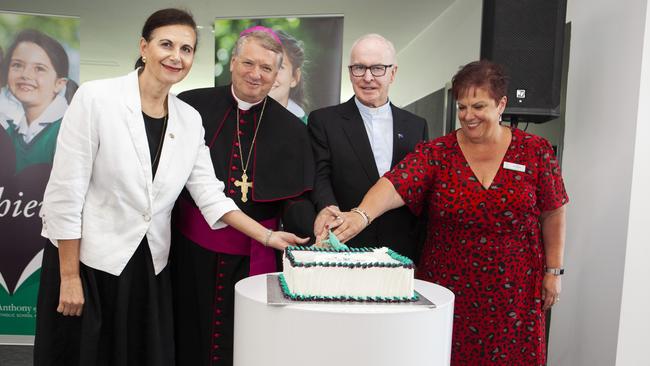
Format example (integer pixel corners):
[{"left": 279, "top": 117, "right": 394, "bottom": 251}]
[{"left": 503, "top": 161, "right": 526, "bottom": 172}]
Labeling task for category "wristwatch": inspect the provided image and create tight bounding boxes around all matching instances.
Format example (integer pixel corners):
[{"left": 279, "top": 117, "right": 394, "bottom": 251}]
[{"left": 545, "top": 267, "right": 565, "bottom": 275}]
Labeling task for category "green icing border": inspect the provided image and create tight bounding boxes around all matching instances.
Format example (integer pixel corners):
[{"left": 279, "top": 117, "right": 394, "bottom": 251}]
[
  {"left": 285, "top": 246, "right": 414, "bottom": 269},
  {"left": 278, "top": 274, "right": 419, "bottom": 303},
  {"left": 386, "top": 248, "right": 414, "bottom": 266}
]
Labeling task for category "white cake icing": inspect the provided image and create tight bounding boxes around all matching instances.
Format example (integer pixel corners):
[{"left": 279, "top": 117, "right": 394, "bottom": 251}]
[
  {"left": 290, "top": 247, "right": 403, "bottom": 265},
  {"left": 281, "top": 247, "right": 415, "bottom": 300}
]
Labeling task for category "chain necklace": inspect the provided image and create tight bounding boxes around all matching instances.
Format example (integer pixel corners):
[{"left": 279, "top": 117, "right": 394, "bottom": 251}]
[
  {"left": 152, "top": 114, "right": 168, "bottom": 170},
  {"left": 234, "top": 98, "right": 267, "bottom": 202}
]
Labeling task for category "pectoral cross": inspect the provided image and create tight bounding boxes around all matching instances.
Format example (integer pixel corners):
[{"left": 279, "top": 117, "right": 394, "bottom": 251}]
[{"left": 234, "top": 172, "right": 253, "bottom": 202}]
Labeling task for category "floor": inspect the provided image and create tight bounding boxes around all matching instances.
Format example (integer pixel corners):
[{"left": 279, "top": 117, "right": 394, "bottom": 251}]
[{"left": 0, "top": 345, "right": 32, "bottom": 366}]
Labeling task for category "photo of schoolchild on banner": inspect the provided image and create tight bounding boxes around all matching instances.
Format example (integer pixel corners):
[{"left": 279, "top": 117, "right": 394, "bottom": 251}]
[
  {"left": 0, "top": 11, "right": 79, "bottom": 341},
  {"left": 214, "top": 15, "right": 343, "bottom": 123}
]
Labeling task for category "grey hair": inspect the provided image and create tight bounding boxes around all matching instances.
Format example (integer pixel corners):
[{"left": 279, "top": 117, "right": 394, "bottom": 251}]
[
  {"left": 232, "top": 30, "right": 283, "bottom": 68},
  {"left": 350, "top": 33, "right": 397, "bottom": 65}
]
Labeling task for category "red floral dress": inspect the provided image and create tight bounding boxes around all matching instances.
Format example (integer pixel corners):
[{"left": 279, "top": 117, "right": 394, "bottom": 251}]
[{"left": 384, "top": 128, "right": 568, "bottom": 365}]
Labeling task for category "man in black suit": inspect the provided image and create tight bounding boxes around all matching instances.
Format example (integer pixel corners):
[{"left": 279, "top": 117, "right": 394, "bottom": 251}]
[{"left": 309, "top": 33, "right": 428, "bottom": 261}]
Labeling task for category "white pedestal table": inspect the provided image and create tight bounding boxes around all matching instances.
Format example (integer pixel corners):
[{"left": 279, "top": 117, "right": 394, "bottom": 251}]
[{"left": 234, "top": 273, "right": 454, "bottom": 366}]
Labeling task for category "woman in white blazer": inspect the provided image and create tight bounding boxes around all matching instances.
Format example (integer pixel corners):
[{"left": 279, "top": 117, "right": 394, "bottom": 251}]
[{"left": 33, "top": 9, "right": 307, "bottom": 366}]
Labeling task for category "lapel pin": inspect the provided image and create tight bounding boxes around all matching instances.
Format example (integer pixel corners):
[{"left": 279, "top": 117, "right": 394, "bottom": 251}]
[{"left": 397, "top": 133, "right": 404, "bottom": 139}]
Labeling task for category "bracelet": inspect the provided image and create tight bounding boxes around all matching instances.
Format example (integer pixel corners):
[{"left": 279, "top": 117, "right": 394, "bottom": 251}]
[
  {"left": 350, "top": 207, "right": 371, "bottom": 226},
  {"left": 545, "top": 267, "right": 565, "bottom": 275},
  {"left": 263, "top": 229, "right": 273, "bottom": 247}
]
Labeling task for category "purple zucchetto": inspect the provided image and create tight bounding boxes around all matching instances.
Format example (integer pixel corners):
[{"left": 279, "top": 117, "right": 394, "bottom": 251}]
[{"left": 239, "top": 25, "right": 281, "bottom": 45}]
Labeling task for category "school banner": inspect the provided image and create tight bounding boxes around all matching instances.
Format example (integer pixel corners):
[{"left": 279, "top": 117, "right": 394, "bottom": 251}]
[
  {"left": 214, "top": 15, "right": 344, "bottom": 123},
  {"left": 0, "top": 11, "right": 80, "bottom": 343}
]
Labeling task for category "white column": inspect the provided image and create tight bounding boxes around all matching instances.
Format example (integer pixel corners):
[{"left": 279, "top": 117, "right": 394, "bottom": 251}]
[{"left": 548, "top": 0, "right": 650, "bottom": 365}]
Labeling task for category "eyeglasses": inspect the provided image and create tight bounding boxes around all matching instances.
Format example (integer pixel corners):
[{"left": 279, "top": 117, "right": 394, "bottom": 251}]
[{"left": 348, "top": 64, "right": 393, "bottom": 77}]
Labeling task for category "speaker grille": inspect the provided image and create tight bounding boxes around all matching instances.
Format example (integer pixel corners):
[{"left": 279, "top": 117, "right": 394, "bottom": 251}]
[{"left": 481, "top": 0, "right": 567, "bottom": 123}]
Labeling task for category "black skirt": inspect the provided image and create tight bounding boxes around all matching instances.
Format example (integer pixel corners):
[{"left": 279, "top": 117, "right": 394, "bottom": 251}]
[{"left": 33, "top": 239, "right": 174, "bottom": 366}]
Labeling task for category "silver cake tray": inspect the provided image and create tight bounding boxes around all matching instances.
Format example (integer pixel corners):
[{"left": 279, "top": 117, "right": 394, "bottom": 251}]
[{"left": 266, "top": 274, "right": 435, "bottom": 308}]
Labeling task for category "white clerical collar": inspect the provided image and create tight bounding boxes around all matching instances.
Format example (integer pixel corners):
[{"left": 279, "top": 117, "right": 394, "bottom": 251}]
[
  {"left": 231, "top": 85, "right": 264, "bottom": 111},
  {"left": 354, "top": 97, "right": 391, "bottom": 117}
]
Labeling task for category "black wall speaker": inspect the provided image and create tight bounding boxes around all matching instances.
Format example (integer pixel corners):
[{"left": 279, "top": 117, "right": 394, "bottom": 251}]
[{"left": 481, "top": 0, "right": 567, "bottom": 123}]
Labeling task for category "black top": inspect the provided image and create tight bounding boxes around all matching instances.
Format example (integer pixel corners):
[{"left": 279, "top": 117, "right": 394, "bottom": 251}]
[{"left": 142, "top": 112, "right": 167, "bottom": 178}]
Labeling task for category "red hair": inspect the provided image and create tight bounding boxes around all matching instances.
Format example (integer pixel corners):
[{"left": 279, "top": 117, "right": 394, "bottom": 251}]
[{"left": 452, "top": 60, "right": 509, "bottom": 103}]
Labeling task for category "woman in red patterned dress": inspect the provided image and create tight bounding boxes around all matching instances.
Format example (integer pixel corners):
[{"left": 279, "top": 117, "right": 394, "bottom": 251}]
[{"left": 322, "top": 60, "right": 568, "bottom": 365}]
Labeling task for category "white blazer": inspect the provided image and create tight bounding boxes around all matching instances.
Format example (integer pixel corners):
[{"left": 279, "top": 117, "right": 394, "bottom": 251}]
[{"left": 41, "top": 70, "right": 239, "bottom": 276}]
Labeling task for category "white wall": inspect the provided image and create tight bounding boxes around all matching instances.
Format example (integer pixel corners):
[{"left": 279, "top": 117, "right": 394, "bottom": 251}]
[
  {"left": 389, "top": 0, "right": 481, "bottom": 107},
  {"left": 616, "top": 1, "right": 650, "bottom": 364},
  {"left": 548, "top": 0, "right": 650, "bottom": 365}
]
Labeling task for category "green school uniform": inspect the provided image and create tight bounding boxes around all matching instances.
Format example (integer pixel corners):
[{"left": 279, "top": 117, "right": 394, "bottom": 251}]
[{"left": 5, "top": 119, "right": 62, "bottom": 174}]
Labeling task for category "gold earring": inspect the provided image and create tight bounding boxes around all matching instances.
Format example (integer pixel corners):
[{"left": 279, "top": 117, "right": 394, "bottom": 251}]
[{"left": 142, "top": 56, "right": 147, "bottom": 64}]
